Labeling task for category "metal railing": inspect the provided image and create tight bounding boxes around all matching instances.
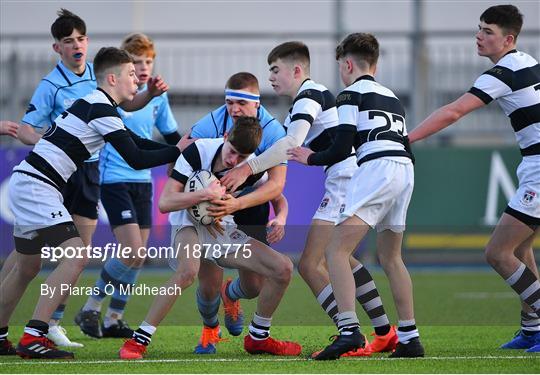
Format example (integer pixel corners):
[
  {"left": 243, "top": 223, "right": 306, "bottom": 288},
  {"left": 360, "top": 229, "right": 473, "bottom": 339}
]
[{"left": 1, "top": 31, "right": 538, "bottom": 145}]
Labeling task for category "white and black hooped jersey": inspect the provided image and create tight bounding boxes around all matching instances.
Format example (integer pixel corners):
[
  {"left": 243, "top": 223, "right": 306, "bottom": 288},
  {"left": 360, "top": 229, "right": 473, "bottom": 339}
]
[
  {"left": 15, "top": 88, "right": 127, "bottom": 190},
  {"left": 169, "top": 138, "right": 265, "bottom": 225},
  {"left": 468, "top": 50, "right": 540, "bottom": 157},
  {"left": 170, "top": 138, "right": 265, "bottom": 192},
  {"left": 284, "top": 79, "right": 341, "bottom": 153},
  {"left": 337, "top": 75, "right": 413, "bottom": 165}
]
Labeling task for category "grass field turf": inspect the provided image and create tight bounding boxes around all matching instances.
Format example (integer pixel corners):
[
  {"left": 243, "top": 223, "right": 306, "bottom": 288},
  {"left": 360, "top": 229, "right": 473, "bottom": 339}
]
[{"left": 1, "top": 269, "right": 539, "bottom": 373}]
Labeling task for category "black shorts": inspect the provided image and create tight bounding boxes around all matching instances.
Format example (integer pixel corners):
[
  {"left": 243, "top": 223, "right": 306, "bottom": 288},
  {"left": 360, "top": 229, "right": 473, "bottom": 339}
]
[
  {"left": 62, "top": 161, "right": 100, "bottom": 219},
  {"left": 101, "top": 182, "right": 153, "bottom": 228},
  {"left": 233, "top": 187, "right": 270, "bottom": 244}
]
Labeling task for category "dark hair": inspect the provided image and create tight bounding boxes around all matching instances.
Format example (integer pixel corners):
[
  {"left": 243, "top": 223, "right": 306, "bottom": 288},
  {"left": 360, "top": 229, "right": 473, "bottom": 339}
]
[
  {"left": 51, "top": 8, "right": 86, "bottom": 40},
  {"left": 227, "top": 116, "right": 262, "bottom": 155},
  {"left": 336, "top": 33, "right": 379, "bottom": 68},
  {"left": 94, "top": 47, "right": 134, "bottom": 82},
  {"left": 480, "top": 5, "right": 523, "bottom": 39},
  {"left": 225, "top": 72, "right": 259, "bottom": 92},
  {"left": 267, "top": 41, "right": 310, "bottom": 68},
  {"left": 122, "top": 33, "right": 156, "bottom": 59}
]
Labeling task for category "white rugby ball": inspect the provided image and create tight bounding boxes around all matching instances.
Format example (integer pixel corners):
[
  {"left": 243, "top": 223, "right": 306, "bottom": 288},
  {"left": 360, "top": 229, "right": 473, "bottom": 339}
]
[{"left": 185, "top": 170, "right": 218, "bottom": 225}]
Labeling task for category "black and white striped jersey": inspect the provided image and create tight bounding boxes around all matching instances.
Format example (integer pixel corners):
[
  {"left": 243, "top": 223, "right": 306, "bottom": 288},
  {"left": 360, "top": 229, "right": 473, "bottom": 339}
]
[
  {"left": 468, "top": 50, "right": 540, "bottom": 157},
  {"left": 169, "top": 138, "right": 264, "bottom": 225},
  {"left": 283, "top": 79, "right": 340, "bottom": 152},
  {"left": 15, "top": 88, "right": 125, "bottom": 190},
  {"left": 170, "top": 138, "right": 264, "bottom": 192},
  {"left": 337, "top": 75, "right": 413, "bottom": 165}
]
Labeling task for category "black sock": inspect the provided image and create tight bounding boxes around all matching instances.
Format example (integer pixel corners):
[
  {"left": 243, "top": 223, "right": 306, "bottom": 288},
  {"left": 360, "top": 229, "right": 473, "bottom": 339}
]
[
  {"left": 0, "top": 326, "right": 8, "bottom": 342},
  {"left": 24, "top": 320, "right": 49, "bottom": 337},
  {"left": 133, "top": 327, "right": 153, "bottom": 346}
]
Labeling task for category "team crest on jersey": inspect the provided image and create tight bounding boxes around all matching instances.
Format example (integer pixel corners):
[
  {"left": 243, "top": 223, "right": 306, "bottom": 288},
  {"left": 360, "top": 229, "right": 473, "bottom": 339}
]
[
  {"left": 339, "top": 204, "right": 346, "bottom": 214},
  {"left": 318, "top": 197, "right": 330, "bottom": 211},
  {"left": 521, "top": 190, "right": 537, "bottom": 206},
  {"left": 229, "top": 230, "right": 246, "bottom": 241},
  {"left": 25, "top": 103, "right": 37, "bottom": 114}
]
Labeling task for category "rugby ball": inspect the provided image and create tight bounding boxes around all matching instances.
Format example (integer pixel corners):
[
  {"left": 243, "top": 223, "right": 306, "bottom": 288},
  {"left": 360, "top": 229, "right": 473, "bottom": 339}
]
[{"left": 185, "top": 170, "right": 218, "bottom": 225}]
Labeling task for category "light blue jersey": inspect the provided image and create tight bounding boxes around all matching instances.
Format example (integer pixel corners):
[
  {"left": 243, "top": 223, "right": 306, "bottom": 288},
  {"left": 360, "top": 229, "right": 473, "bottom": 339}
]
[
  {"left": 190, "top": 104, "right": 286, "bottom": 156},
  {"left": 22, "top": 60, "right": 98, "bottom": 161},
  {"left": 100, "top": 87, "right": 178, "bottom": 183}
]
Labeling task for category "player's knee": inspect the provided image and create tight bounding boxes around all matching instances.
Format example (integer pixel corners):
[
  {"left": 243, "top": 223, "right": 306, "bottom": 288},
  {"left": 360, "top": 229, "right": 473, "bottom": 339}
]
[
  {"left": 377, "top": 253, "right": 403, "bottom": 270},
  {"left": 297, "top": 257, "right": 318, "bottom": 281},
  {"left": 69, "top": 256, "right": 90, "bottom": 272},
  {"left": 175, "top": 268, "right": 197, "bottom": 288},
  {"left": 18, "top": 261, "right": 41, "bottom": 280},
  {"left": 485, "top": 245, "right": 505, "bottom": 268},
  {"left": 274, "top": 256, "right": 293, "bottom": 284}
]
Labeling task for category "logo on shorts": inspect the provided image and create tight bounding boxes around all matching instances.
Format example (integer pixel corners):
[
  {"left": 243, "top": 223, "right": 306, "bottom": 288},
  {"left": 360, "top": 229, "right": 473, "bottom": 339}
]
[
  {"left": 339, "top": 204, "right": 346, "bottom": 214},
  {"left": 121, "top": 210, "right": 132, "bottom": 219},
  {"left": 521, "top": 190, "right": 537, "bottom": 206},
  {"left": 318, "top": 197, "right": 330, "bottom": 211},
  {"left": 51, "top": 211, "right": 63, "bottom": 218},
  {"left": 230, "top": 230, "right": 244, "bottom": 240}
]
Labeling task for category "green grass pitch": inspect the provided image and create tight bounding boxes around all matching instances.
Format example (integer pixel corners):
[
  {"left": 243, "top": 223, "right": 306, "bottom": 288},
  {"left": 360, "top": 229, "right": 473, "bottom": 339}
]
[{"left": 1, "top": 269, "right": 539, "bottom": 373}]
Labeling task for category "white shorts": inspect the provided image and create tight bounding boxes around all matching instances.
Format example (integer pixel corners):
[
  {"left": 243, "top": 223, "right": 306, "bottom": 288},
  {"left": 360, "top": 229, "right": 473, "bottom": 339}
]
[
  {"left": 168, "top": 211, "right": 250, "bottom": 268},
  {"left": 507, "top": 156, "right": 540, "bottom": 226},
  {"left": 9, "top": 169, "right": 72, "bottom": 240},
  {"left": 313, "top": 156, "right": 357, "bottom": 223},
  {"left": 338, "top": 158, "right": 414, "bottom": 233}
]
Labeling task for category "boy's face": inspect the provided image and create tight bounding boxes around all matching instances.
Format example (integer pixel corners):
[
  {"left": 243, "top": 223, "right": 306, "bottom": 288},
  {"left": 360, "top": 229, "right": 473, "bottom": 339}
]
[
  {"left": 53, "top": 29, "right": 88, "bottom": 72},
  {"left": 131, "top": 53, "right": 154, "bottom": 87},
  {"left": 225, "top": 86, "right": 260, "bottom": 123},
  {"left": 221, "top": 141, "right": 251, "bottom": 169},
  {"left": 476, "top": 21, "right": 513, "bottom": 59},
  {"left": 115, "top": 63, "right": 139, "bottom": 102},
  {"left": 268, "top": 58, "right": 296, "bottom": 97}
]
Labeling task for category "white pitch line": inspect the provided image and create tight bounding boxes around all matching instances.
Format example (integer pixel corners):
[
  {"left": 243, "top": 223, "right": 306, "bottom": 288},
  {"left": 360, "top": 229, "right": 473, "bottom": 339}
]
[{"left": 0, "top": 355, "right": 537, "bottom": 366}]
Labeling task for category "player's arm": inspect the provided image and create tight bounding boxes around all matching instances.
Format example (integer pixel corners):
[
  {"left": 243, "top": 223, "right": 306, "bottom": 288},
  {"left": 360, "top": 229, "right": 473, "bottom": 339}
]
[
  {"left": 17, "top": 124, "right": 43, "bottom": 145},
  {"left": 0, "top": 120, "right": 19, "bottom": 139},
  {"left": 408, "top": 93, "right": 485, "bottom": 143},
  {"left": 266, "top": 193, "right": 288, "bottom": 244},
  {"left": 208, "top": 165, "right": 286, "bottom": 218},
  {"left": 220, "top": 120, "right": 309, "bottom": 192},
  {"left": 288, "top": 125, "right": 356, "bottom": 166},
  {"left": 158, "top": 176, "right": 224, "bottom": 214},
  {"left": 105, "top": 128, "right": 181, "bottom": 169},
  {"left": 18, "top": 80, "right": 56, "bottom": 145},
  {"left": 119, "top": 75, "right": 169, "bottom": 112}
]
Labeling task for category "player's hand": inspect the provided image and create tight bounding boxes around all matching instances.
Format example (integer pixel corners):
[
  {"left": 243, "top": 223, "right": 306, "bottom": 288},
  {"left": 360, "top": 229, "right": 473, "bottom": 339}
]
[
  {"left": 287, "top": 146, "right": 313, "bottom": 165},
  {"left": 220, "top": 163, "right": 252, "bottom": 193},
  {"left": 266, "top": 216, "right": 286, "bottom": 244},
  {"left": 0, "top": 120, "right": 19, "bottom": 138},
  {"left": 147, "top": 75, "right": 169, "bottom": 97},
  {"left": 178, "top": 132, "right": 197, "bottom": 152},
  {"left": 203, "top": 180, "right": 226, "bottom": 201},
  {"left": 206, "top": 218, "right": 224, "bottom": 238},
  {"left": 207, "top": 193, "right": 241, "bottom": 217}
]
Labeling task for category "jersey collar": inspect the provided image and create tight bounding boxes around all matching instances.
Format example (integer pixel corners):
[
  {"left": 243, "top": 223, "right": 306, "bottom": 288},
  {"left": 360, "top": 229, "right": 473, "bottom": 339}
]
[
  {"left": 296, "top": 78, "right": 312, "bottom": 96},
  {"left": 353, "top": 75, "right": 375, "bottom": 84},
  {"left": 97, "top": 87, "right": 119, "bottom": 107}
]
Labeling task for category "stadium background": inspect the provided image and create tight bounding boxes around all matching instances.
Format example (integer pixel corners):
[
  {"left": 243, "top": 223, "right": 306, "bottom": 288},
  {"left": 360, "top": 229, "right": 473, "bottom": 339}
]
[{"left": 0, "top": 0, "right": 539, "bottom": 264}]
